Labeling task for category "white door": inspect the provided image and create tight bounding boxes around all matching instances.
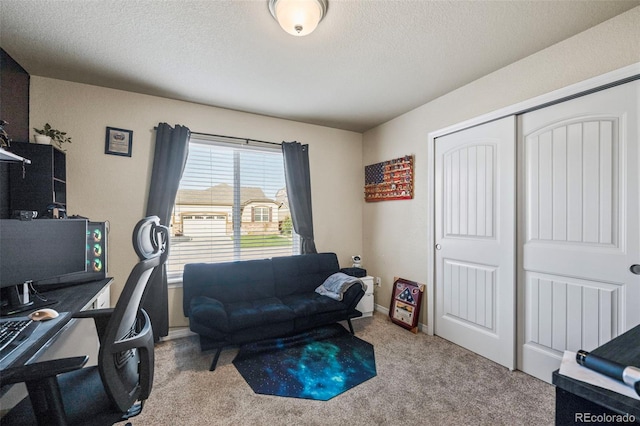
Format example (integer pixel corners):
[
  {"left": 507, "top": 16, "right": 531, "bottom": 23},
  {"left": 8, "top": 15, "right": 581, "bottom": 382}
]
[
  {"left": 435, "top": 116, "right": 516, "bottom": 370},
  {"left": 518, "top": 81, "right": 640, "bottom": 383}
]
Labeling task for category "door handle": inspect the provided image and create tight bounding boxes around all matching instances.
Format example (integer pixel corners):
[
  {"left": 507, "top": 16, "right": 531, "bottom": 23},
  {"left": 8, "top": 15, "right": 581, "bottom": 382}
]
[{"left": 631, "top": 264, "right": 640, "bottom": 275}]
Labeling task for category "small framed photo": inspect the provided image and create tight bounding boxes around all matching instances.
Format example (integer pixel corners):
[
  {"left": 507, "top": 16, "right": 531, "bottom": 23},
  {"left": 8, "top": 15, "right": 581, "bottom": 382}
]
[{"left": 105, "top": 127, "right": 133, "bottom": 157}]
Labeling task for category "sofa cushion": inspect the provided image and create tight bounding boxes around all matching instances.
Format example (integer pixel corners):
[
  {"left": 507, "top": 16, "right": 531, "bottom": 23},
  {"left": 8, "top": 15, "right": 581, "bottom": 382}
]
[
  {"left": 183, "top": 259, "right": 276, "bottom": 315},
  {"left": 229, "top": 322, "right": 295, "bottom": 345},
  {"left": 272, "top": 253, "right": 339, "bottom": 297},
  {"left": 280, "top": 292, "right": 346, "bottom": 316},
  {"left": 293, "top": 310, "right": 352, "bottom": 332},
  {"left": 226, "top": 297, "right": 296, "bottom": 331}
]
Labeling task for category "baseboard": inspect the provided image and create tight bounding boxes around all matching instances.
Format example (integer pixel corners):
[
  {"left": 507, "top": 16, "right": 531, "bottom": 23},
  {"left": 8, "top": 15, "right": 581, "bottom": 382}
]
[
  {"left": 374, "top": 303, "right": 389, "bottom": 316},
  {"left": 162, "top": 327, "right": 196, "bottom": 341}
]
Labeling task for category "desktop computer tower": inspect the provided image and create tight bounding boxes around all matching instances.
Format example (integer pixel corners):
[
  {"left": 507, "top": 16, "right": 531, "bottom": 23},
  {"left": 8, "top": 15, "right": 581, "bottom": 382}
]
[{"left": 86, "top": 221, "right": 108, "bottom": 280}]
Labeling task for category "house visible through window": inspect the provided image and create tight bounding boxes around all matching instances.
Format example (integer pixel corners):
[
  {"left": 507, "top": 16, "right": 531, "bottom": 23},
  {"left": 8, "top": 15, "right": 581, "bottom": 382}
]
[{"left": 167, "top": 135, "right": 299, "bottom": 279}]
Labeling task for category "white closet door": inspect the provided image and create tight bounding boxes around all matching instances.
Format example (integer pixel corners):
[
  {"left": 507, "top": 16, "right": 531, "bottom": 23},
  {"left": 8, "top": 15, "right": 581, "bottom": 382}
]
[
  {"left": 435, "top": 116, "right": 516, "bottom": 370},
  {"left": 518, "top": 81, "right": 640, "bottom": 383}
]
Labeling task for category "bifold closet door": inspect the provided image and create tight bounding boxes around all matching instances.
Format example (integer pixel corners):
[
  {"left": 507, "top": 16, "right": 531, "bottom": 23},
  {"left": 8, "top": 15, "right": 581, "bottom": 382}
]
[
  {"left": 518, "top": 80, "right": 640, "bottom": 383},
  {"left": 435, "top": 116, "right": 516, "bottom": 370}
]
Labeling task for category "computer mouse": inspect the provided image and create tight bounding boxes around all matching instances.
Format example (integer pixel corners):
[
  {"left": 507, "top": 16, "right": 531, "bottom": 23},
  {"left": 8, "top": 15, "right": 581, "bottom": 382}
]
[{"left": 29, "top": 308, "right": 59, "bottom": 321}]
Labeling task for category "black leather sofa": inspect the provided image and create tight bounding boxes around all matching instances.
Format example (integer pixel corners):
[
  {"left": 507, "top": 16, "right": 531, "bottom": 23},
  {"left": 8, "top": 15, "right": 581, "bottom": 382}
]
[{"left": 183, "top": 252, "right": 365, "bottom": 370}]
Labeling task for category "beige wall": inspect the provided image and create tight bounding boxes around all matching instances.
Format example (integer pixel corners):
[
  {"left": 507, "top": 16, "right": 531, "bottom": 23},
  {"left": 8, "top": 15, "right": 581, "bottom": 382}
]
[
  {"left": 29, "top": 79, "right": 363, "bottom": 328},
  {"left": 362, "top": 7, "right": 640, "bottom": 327}
]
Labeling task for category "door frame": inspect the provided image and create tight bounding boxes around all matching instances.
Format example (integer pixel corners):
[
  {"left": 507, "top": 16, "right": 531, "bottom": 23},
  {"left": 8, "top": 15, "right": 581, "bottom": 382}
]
[{"left": 425, "top": 63, "right": 640, "bottom": 336}]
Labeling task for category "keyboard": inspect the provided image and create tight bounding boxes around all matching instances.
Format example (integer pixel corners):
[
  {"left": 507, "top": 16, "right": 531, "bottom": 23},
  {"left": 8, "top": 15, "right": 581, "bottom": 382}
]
[{"left": 0, "top": 319, "right": 40, "bottom": 363}]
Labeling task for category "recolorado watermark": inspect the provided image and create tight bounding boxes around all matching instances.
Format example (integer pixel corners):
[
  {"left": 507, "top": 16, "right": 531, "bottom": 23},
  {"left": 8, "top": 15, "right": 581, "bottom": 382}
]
[{"left": 575, "top": 412, "right": 636, "bottom": 423}]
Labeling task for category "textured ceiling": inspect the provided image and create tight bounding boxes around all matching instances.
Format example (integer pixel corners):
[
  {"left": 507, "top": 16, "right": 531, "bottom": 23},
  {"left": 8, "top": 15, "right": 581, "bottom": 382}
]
[{"left": 1, "top": 1, "right": 637, "bottom": 132}]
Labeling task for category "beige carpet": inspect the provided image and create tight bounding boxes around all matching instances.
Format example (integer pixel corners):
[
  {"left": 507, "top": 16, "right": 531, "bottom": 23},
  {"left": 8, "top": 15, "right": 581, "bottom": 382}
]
[{"left": 131, "top": 313, "right": 555, "bottom": 425}]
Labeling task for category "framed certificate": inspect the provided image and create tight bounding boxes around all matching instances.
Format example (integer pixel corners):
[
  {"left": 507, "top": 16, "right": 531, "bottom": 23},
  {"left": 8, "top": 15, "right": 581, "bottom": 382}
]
[{"left": 105, "top": 127, "right": 133, "bottom": 157}]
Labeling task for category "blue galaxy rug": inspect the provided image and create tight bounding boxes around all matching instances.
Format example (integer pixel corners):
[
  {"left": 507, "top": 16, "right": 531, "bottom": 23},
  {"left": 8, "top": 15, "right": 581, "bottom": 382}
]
[{"left": 232, "top": 323, "right": 376, "bottom": 401}]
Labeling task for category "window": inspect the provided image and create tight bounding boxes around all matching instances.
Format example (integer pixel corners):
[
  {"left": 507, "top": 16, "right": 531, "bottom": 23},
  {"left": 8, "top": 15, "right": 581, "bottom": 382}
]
[
  {"left": 252, "top": 207, "right": 271, "bottom": 222},
  {"left": 167, "top": 135, "right": 299, "bottom": 279}
]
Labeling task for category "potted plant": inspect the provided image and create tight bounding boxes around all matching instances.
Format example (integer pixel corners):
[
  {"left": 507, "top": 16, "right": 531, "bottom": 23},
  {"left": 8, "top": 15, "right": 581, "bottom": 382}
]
[{"left": 33, "top": 123, "right": 72, "bottom": 149}]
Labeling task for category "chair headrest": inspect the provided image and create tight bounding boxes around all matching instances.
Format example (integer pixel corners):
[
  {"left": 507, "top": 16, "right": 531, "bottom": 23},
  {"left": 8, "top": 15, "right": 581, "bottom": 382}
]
[{"left": 132, "top": 216, "right": 169, "bottom": 261}]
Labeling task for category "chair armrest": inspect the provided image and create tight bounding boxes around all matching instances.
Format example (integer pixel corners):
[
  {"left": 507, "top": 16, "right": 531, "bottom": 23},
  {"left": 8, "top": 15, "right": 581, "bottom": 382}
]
[
  {"left": 73, "top": 308, "right": 114, "bottom": 319},
  {"left": 342, "top": 284, "right": 365, "bottom": 311},
  {"left": 0, "top": 356, "right": 88, "bottom": 387},
  {"left": 73, "top": 308, "right": 114, "bottom": 344}
]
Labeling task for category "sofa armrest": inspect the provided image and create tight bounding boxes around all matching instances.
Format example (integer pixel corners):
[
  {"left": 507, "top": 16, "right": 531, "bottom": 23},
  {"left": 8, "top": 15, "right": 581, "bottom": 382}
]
[
  {"left": 341, "top": 284, "right": 365, "bottom": 311},
  {"left": 189, "top": 296, "right": 229, "bottom": 332}
]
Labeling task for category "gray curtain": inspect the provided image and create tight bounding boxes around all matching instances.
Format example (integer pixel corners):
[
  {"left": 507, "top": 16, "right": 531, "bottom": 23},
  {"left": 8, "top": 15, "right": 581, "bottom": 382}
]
[
  {"left": 143, "top": 123, "right": 190, "bottom": 341},
  {"left": 282, "top": 141, "right": 317, "bottom": 254}
]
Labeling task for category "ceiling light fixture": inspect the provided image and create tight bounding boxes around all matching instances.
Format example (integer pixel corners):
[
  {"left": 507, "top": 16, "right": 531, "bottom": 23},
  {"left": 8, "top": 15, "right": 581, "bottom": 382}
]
[{"left": 268, "top": 0, "right": 328, "bottom": 37}]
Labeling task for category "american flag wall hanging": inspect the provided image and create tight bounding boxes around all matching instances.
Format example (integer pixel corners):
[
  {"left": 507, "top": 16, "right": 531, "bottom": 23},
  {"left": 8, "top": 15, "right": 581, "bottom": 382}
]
[{"left": 364, "top": 155, "right": 414, "bottom": 202}]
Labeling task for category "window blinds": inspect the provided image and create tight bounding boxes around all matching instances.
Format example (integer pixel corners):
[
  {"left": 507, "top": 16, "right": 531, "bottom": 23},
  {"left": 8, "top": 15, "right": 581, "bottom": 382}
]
[{"left": 167, "top": 136, "right": 299, "bottom": 279}]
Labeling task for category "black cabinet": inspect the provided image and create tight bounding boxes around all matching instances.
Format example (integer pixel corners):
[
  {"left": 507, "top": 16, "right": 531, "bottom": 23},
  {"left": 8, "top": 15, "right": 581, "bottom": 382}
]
[
  {"left": 1, "top": 48, "right": 30, "bottom": 142},
  {"left": 8, "top": 142, "right": 66, "bottom": 216}
]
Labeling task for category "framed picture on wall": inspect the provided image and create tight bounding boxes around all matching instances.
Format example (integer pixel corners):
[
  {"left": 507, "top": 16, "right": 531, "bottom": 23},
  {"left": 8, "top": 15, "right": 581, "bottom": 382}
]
[
  {"left": 105, "top": 127, "right": 133, "bottom": 157},
  {"left": 364, "top": 155, "right": 414, "bottom": 202}
]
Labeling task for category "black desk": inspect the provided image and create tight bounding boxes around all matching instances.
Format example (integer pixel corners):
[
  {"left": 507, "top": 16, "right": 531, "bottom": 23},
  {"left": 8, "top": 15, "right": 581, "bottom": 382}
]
[
  {"left": 0, "top": 278, "right": 112, "bottom": 372},
  {"left": 553, "top": 325, "right": 640, "bottom": 425}
]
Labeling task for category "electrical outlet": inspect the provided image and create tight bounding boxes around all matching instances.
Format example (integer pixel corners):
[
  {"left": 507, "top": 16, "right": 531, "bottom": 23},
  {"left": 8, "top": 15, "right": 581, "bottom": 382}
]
[{"left": 375, "top": 277, "right": 381, "bottom": 286}]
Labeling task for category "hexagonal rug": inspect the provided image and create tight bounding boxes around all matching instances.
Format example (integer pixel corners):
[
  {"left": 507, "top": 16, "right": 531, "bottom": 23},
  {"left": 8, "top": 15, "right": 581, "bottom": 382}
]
[{"left": 233, "top": 323, "right": 376, "bottom": 401}]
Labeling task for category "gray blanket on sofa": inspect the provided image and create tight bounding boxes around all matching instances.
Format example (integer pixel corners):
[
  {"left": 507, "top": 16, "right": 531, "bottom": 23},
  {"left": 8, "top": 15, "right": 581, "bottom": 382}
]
[{"left": 315, "top": 272, "right": 365, "bottom": 301}]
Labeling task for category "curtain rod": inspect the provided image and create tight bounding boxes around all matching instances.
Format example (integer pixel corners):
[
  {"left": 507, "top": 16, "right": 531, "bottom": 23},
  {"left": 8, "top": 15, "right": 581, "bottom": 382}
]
[
  {"left": 152, "top": 126, "right": 282, "bottom": 147},
  {"left": 190, "top": 131, "right": 282, "bottom": 147}
]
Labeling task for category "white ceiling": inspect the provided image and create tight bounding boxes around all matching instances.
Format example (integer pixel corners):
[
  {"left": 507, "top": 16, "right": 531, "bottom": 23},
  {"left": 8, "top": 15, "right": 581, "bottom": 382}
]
[{"left": 1, "top": 1, "right": 637, "bottom": 133}]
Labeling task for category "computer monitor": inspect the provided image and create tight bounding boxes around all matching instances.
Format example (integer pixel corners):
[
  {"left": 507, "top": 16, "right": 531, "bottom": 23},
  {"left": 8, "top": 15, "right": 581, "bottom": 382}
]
[
  {"left": 34, "top": 221, "right": 109, "bottom": 289},
  {"left": 0, "top": 219, "right": 88, "bottom": 315}
]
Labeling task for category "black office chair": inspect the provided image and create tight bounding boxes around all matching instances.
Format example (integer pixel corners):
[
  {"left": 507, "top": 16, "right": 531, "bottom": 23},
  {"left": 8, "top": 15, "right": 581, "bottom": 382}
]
[{"left": 0, "top": 216, "right": 169, "bottom": 426}]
